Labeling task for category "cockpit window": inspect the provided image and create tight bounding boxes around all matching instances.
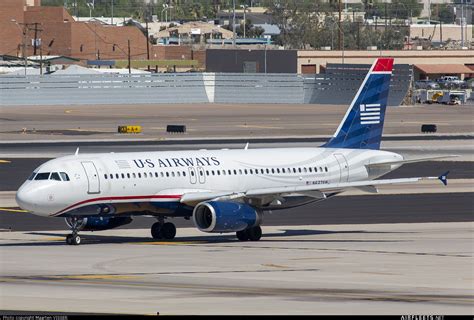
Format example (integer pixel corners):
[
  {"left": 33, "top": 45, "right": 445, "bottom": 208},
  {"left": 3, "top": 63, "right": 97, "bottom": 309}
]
[
  {"left": 60, "top": 172, "right": 70, "bottom": 181},
  {"left": 28, "top": 172, "right": 37, "bottom": 180},
  {"left": 34, "top": 172, "right": 50, "bottom": 180},
  {"left": 50, "top": 172, "right": 61, "bottom": 181}
]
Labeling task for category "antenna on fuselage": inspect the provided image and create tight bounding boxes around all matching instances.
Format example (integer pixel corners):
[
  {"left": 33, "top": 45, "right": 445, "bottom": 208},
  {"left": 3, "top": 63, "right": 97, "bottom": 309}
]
[
  {"left": 75, "top": 147, "right": 79, "bottom": 156},
  {"left": 244, "top": 142, "right": 249, "bottom": 150}
]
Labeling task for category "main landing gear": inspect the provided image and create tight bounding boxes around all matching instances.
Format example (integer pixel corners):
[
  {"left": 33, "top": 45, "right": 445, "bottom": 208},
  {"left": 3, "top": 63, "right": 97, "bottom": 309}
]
[
  {"left": 151, "top": 218, "right": 176, "bottom": 240},
  {"left": 236, "top": 226, "right": 262, "bottom": 241},
  {"left": 66, "top": 217, "right": 82, "bottom": 245}
]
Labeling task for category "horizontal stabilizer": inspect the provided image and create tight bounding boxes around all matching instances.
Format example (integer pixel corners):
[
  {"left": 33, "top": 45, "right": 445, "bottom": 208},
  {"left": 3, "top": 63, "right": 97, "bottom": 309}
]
[
  {"left": 366, "top": 155, "right": 459, "bottom": 169},
  {"left": 438, "top": 171, "right": 449, "bottom": 186}
]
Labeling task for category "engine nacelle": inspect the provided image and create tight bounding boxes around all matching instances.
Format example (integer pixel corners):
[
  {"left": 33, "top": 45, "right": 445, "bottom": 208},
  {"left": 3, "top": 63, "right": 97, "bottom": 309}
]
[
  {"left": 192, "top": 201, "right": 262, "bottom": 233},
  {"left": 65, "top": 216, "right": 133, "bottom": 231}
]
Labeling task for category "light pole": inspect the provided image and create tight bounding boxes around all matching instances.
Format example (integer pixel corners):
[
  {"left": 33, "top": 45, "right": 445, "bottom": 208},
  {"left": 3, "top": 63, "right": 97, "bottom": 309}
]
[
  {"left": 240, "top": 4, "right": 248, "bottom": 38},
  {"left": 86, "top": 1, "right": 94, "bottom": 18}
]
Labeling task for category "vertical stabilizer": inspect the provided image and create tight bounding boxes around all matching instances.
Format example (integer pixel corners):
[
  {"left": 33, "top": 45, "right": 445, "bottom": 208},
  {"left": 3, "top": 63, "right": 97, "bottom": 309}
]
[{"left": 323, "top": 58, "right": 394, "bottom": 150}]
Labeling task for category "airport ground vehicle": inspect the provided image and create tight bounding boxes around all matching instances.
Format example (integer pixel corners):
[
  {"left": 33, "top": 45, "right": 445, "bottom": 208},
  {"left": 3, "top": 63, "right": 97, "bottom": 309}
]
[{"left": 16, "top": 58, "right": 450, "bottom": 245}]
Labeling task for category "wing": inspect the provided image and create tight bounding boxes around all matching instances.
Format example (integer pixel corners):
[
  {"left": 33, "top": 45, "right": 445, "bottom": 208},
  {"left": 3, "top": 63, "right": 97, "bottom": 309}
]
[{"left": 180, "top": 173, "right": 449, "bottom": 206}]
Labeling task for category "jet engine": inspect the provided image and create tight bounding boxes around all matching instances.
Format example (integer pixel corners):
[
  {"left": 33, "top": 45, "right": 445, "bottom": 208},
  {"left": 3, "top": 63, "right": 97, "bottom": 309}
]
[
  {"left": 192, "top": 201, "right": 262, "bottom": 233},
  {"left": 65, "top": 216, "right": 133, "bottom": 231}
]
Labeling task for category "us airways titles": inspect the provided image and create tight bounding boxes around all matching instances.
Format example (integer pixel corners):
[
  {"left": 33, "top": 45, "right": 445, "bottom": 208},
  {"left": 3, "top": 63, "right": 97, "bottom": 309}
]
[{"left": 132, "top": 157, "right": 221, "bottom": 169}]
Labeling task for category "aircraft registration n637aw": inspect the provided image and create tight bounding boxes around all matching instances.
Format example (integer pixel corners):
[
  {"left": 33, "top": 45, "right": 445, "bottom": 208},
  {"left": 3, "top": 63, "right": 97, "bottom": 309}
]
[{"left": 16, "top": 58, "right": 451, "bottom": 245}]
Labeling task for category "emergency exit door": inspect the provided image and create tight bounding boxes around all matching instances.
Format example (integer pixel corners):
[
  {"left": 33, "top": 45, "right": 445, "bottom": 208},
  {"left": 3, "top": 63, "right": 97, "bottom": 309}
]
[{"left": 333, "top": 153, "right": 349, "bottom": 183}]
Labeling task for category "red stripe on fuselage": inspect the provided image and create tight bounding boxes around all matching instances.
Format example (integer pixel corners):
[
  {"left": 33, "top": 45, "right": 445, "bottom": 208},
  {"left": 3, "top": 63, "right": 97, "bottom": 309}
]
[{"left": 52, "top": 194, "right": 182, "bottom": 216}]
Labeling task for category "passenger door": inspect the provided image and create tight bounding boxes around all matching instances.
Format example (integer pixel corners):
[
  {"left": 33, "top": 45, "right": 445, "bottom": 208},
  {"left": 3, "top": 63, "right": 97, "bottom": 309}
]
[{"left": 81, "top": 161, "right": 100, "bottom": 194}]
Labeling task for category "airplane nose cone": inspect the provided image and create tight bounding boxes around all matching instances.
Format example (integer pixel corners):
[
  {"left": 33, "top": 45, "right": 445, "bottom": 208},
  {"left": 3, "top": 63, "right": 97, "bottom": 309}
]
[{"left": 16, "top": 186, "right": 36, "bottom": 212}]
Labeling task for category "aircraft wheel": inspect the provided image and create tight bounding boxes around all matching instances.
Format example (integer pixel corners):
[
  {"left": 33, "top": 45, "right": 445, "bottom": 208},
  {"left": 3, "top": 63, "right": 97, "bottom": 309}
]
[
  {"left": 247, "top": 226, "right": 262, "bottom": 241},
  {"left": 236, "top": 230, "right": 249, "bottom": 241},
  {"left": 161, "top": 222, "right": 176, "bottom": 240},
  {"left": 67, "top": 234, "right": 81, "bottom": 245},
  {"left": 151, "top": 222, "right": 163, "bottom": 239}
]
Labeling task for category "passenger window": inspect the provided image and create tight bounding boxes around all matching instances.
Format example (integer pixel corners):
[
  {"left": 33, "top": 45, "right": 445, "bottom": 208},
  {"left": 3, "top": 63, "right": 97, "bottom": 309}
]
[
  {"left": 282, "top": 168, "right": 286, "bottom": 173},
  {"left": 314, "top": 167, "right": 318, "bottom": 172},
  {"left": 171, "top": 172, "right": 175, "bottom": 177},
  {"left": 109, "top": 174, "right": 113, "bottom": 179},
  {"left": 293, "top": 168, "right": 296, "bottom": 173},
  {"left": 276, "top": 168, "right": 280, "bottom": 173},
  {"left": 244, "top": 169, "right": 248, "bottom": 175},
  {"left": 144, "top": 173, "right": 147, "bottom": 178},
  {"left": 116, "top": 174, "right": 119, "bottom": 179},
  {"left": 138, "top": 173, "right": 141, "bottom": 178},
  {"left": 28, "top": 172, "right": 37, "bottom": 180},
  {"left": 155, "top": 172, "right": 158, "bottom": 178},
  {"left": 127, "top": 173, "right": 131, "bottom": 178},
  {"left": 121, "top": 173, "right": 125, "bottom": 178},
  {"left": 239, "top": 169, "right": 242, "bottom": 175},
  {"left": 298, "top": 168, "right": 302, "bottom": 173},
  {"left": 304, "top": 168, "right": 307, "bottom": 173},
  {"left": 104, "top": 174, "right": 108, "bottom": 179},
  {"left": 60, "top": 172, "right": 70, "bottom": 181},
  {"left": 319, "top": 167, "right": 323, "bottom": 172},
  {"left": 166, "top": 172, "right": 170, "bottom": 177},
  {"left": 325, "top": 167, "right": 328, "bottom": 172},
  {"left": 182, "top": 171, "right": 186, "bottom": 177},
  {"left": 177, "top": 171, "right": 181, "bottom": 177},
  {"left": 266, "top": 169, "right": 270, "bottom": 174},
  {"left": 309, "top": 167, "right": 313, "bottom": 173},
  {"left": 228, "top": 170, "right": 232, "bottom": 175},
  {"left": 234, "top": 170, "right": 237, "bottom": 175},
  {"left": 50, "top": 172, "right": 61, "bottom": 181}
]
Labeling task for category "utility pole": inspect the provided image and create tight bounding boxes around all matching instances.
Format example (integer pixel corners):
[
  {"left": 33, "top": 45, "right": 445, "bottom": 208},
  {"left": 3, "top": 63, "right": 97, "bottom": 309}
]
[
  {"left": 338, "top": 0, "right": 342, "bottom": 51},
  {"left": 22, "top": 24, "right": 27, "bottom": 77},
  {"left": 232, "top": 0, "right": 236, "bottom": 47},
  {"left": 32, "top": 22, "right": 43, "bottom": 56},
  {"left": 145, "top": 19, "right": 150, "bottom": 71},
  {"left": 128, "top": 39, "right": 131, "bottom": 74},
  {"left": 111, "top": 0, "right": 114, "bottom": 25},
  {"left": 460, "top": 3, "right": 464, "bottom": 48}
]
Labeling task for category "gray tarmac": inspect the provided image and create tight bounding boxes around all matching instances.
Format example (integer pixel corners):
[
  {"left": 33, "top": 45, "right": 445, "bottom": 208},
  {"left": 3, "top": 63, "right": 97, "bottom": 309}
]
[
  {"left": 1, "top": 104, "right": 473, "bottom": 141},
  {"left": 1, "top": 192, "right": 472, "bottom": 233},
  {"left": 1, "top": 103, "right": 473, "bottom": 315},
  {"left": 1, "top": 222, "right": 472, "bottom": 314}
]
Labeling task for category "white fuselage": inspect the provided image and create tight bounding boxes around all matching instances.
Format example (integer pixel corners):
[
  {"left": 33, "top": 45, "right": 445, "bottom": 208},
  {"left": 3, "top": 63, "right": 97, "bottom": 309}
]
[{"left": 16, "top": 147, "right": 403, "bottom": 217}]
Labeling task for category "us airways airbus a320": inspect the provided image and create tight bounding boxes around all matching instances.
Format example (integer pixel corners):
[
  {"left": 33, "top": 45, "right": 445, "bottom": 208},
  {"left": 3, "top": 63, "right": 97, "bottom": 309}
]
[{"left": 16, "top": 58, "right": 450, "bottom": 245}]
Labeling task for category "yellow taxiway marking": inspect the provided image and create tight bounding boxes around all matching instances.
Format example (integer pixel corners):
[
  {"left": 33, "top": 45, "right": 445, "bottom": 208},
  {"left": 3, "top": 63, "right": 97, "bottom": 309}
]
[
  {"left": 42, "top": 237, "right": 66, "bottom": 241},
  {"left": 0, "top": 160, "right": 11, "bottom": 163},
  {"left": 0, "top": 208, "right": 28, "bottom": 213}
]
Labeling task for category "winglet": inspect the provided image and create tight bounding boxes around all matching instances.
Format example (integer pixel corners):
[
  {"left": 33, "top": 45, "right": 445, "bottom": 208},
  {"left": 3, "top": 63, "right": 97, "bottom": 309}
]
[
  {"left": 75, "top": 147, "right": 80, "bottom": 156},
  {"left": 438, "top": 171, "right": 449, "bottom": 186},
  {"left": 244, "top": 142, "right": 249, "bottom": 150}
]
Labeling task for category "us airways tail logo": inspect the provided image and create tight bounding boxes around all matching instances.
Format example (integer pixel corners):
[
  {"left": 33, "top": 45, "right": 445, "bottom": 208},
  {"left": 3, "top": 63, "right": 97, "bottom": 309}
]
[{"left": 359, "top": 103, "right": 381, "bottom": 125}]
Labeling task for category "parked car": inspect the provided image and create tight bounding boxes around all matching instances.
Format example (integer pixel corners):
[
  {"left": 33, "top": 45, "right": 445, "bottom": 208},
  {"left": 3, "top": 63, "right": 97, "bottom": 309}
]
[
  {"left": 436, "top": 76, "right": 467, "bottom": 89},
  {"left": 415, "top": 80, "right": 440, "bottom": 89}
]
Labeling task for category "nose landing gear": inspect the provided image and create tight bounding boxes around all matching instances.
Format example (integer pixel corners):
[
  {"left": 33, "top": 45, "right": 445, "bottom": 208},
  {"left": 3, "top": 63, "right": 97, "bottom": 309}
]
[
  {"left": 151, "top": 218, "right": 176, "bottom": 240},
  {"left": 65, "top": 217, "right": 83, "bottom": 245}
]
